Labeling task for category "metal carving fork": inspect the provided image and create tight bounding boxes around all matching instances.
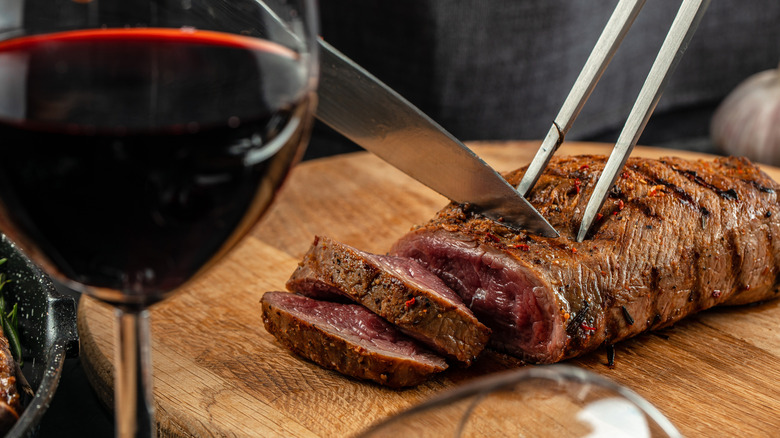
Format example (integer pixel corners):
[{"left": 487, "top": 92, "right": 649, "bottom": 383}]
[{"left": 516, "top": 0, "right": 711, "bottom": 241}]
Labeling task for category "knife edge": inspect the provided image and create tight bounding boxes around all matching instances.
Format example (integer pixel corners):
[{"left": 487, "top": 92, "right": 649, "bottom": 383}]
[{"left": 315, "top": 39, "right": 558, "bottom": 238}]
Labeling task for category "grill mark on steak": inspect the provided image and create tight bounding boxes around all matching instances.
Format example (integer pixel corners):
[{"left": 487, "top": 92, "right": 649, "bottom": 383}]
[
  {"left": 261, "top": 292, "right": 447, "bottom": 388},
  {"left": 632, "top": 163, "right": 702, "bottom": 210},
  {"left": 727, "top": 229, "right": 744, "bottom": 290},
  {"left": 391, "top": 155, "right": 780, "bottom": 363},
  {"left": 662, "top": 160, "right": 740, "bottom": 201},
  {"left": 630, "top": 161, "right": 716, "bottom": 230},
  {"left": 619, "top": 163, "right": 715, "bottom": 239},
  {"left": 749, "top": 180, "right": 776, "bottom": 193},
  {"left": 650, "top": 267, "right": 660, "bottom": 292},
  {"left": 690, "top": 249, "right": 703, "bottom": 310}
]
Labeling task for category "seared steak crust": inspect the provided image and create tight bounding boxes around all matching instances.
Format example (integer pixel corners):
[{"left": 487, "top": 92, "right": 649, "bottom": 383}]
[
  {"left": 261, "top": 292, "right": 447, "bottom": 388},
  {"left": 391, "top": 155, "right": 780, "bottom": 363},
  {"left": 287, "top": 236, "right": 491, "bottom": 365}
]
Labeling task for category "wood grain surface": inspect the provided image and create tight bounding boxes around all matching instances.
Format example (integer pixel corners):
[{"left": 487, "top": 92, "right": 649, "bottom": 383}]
[{"left": 78, "top": 141, "right": 780, "bottom": 437}]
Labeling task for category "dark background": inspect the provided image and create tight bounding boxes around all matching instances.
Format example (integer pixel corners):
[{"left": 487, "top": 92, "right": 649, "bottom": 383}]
[
  {"left": 39, "top": 1, "right": 780, "bottom": 435},
  {"left": 305, "top": 0, "right": 780, "bottom": 160}
]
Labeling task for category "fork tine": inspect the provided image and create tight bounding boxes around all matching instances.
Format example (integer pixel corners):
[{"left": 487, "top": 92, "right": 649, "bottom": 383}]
[
  {"left": 576, "top": 0, "right": 712, "bottom": 242},
  {"left": 517, "top": 0, "right": 647, "bottom": 198}
]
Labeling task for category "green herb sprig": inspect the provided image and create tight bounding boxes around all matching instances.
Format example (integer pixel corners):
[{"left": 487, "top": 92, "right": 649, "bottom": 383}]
[{"left": 0, "top": 258, "right": 22, "bottom": 366}]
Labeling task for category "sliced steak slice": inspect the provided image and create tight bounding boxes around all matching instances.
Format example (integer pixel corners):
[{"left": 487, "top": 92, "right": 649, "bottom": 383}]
[
  {"left": 261, "top": 291, "right": 447, "bottom": 388},
  {"left": 286, "top": 236, "right": 491, "bottom": 365},
  {"left": 391, "top": 155, "right": 780, "bottom": 363}
]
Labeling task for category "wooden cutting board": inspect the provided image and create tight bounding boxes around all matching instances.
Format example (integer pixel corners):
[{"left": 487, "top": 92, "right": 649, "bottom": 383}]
[{"left": 78, "top": 141, "right": 780, "bottom": 437}]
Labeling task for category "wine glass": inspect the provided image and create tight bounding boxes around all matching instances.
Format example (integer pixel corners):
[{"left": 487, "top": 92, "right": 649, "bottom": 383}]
[
  {"left": 0, "top": 0, "right": 318, "bottom": 436},
  {"left": 357, "top": 365, "right": 682, "bottom": 438}
]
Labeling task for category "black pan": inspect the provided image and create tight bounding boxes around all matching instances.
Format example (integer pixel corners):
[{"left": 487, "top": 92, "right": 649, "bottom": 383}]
[{"left": 0, "top": 235, "right": 78, "bottom": 437}]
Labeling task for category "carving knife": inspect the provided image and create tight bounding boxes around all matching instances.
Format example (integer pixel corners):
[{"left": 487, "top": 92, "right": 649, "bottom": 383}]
[{"left": 315, "top": 40, "right": 558, "bottom": 237}]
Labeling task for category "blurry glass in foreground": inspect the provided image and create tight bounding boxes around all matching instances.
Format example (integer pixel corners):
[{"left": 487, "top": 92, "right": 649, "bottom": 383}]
[
  {"left": 0, "top": 0, "right": 319, "bottom": 436},
  {"left": 357, "top": 365, "right": 681, "bottom": 438}
]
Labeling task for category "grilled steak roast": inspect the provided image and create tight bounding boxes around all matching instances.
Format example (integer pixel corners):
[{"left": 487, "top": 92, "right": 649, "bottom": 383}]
[
  {"left": 261, "top": 291, "right": 447, "bottom": 387},
  {"left": 287, "top": 236, "right": 491, "bottom": 365},
  {"left": 391, "top": 155, "right": 780, "bottom": 363}
]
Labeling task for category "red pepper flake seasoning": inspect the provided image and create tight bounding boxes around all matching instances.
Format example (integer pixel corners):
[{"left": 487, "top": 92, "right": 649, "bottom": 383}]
[
  {"left": 617, "top": 199, "right": 625, "bottom": 210},
  {"left": 648, "top": 185, "right": 665, "bottom": 197},
  {"left": 571, "top": 247, "right": 578, "bottom": 254},
  {"left": 581, "top": 323, "right": 596, "bottom": 331},
  {"left": 621, "top": 171, "right": 630, "bottom": 179},
  {"left": 573, "top": 178, "right": 582, "bottom": 194},
  {"left": 485, "top": 232, "right": 500, "bottom": 242},
  {"left": 579, "top": 164, "right": 590, "bottom": 170},
  {"left": 514, "top": 243, "right": 530, "bottom": 251},
  {"left": 596, "top": 213, "right": 603, "bottom": 221},
  {"left": 404, "top": 297, "right": 416, "bottom": 308}
]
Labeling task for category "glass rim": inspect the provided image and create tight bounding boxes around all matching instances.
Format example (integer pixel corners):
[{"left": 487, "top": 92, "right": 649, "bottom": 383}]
[{"left": 355, "top": 364, "right": 683, "bottom": 438}]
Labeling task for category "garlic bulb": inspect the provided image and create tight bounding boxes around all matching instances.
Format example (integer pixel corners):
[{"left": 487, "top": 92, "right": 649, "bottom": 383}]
[{"left": 711, "top": 63, "right": 780, "bottom": 165}]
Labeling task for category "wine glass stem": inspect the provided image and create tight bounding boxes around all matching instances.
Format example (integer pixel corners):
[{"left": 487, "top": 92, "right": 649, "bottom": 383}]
[{"left": 114, "top": 306, "right": 156, "bottom": 438}]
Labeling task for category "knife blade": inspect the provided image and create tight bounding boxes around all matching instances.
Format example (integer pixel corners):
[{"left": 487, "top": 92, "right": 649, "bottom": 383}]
[{"left": 315, "top": 40, "right": 558, "bottom": 238}]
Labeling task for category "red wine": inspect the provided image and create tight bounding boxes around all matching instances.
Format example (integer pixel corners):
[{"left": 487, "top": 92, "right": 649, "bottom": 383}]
[{"left": 0, "top": 29, "right": 315, "bottom": 303}]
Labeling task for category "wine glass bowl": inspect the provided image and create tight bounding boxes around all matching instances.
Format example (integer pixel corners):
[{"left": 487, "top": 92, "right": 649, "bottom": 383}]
[
  {"left": 357, "top": 365, "right": 682, "bottom": 438},
  {"left": 0, "top": 0, "right": 318, "bottom": 436},
  {"left": 0, "top": 5, "right": 318, "bottom": 308}
]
